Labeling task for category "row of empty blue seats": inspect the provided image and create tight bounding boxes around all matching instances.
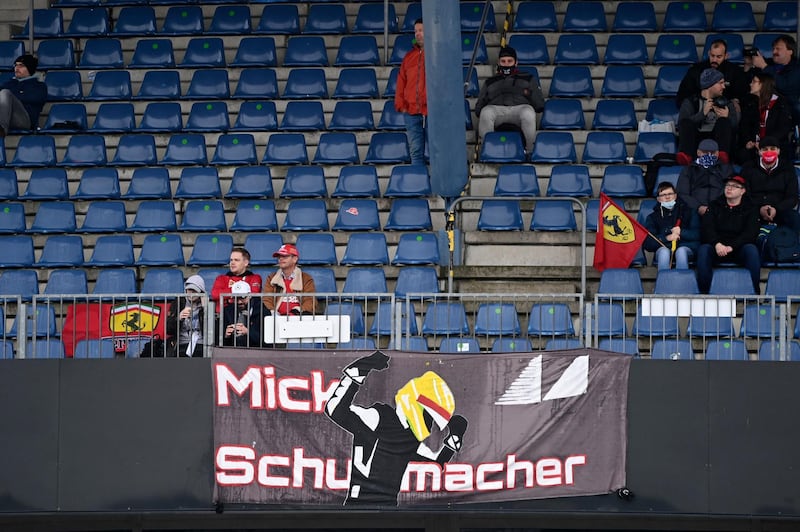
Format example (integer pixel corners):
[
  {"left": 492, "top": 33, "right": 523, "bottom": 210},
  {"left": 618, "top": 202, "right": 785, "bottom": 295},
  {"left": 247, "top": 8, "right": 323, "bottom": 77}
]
[
  {"left": 0, "top": 131, "right": 415, "bottom": 166},
  {"left": 29, "top": 2, "right": 799, "bottom": 39},
  {"left": 0, "top": 231, "right": 442, "bottom": 268},
  {"left": 0, "top": 197, "right": 434, "bottom": 233},
  {"left": 0, "top": 165, "right": 432, "bottom": 200}
]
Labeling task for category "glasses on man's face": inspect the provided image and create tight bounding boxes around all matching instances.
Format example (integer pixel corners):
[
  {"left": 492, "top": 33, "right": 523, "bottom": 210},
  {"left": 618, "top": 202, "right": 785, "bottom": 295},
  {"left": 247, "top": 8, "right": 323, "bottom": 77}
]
[{"left": 657, "top": 192, "right": 676, "bottom": 199}]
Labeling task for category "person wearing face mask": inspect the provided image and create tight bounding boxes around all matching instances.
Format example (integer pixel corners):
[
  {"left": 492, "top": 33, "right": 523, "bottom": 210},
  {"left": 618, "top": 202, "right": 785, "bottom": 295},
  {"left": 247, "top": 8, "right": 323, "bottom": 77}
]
[
  {"left": 736, "top": 71, "right": 794, "bottom": 165},
  {"left": 739, "top": 137, "right": 800, "bottom": 233},
  {"left": 475, "top": 46, "right": 544, "bottom": 155},
  {"left": 676, "top": 138, "right": 735, "bottom": 217},
  {"left": 643, "top": 182, "right": 700, "bottom": 271}
]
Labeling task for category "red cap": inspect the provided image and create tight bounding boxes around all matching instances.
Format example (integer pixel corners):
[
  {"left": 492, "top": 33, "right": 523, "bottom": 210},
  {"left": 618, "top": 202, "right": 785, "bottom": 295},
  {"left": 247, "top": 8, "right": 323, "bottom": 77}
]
[
  {"left": 726, "top": 175, "right": 746, "bottom": 186},
  {"left": 273, "top": 243, "right": 299, "bottom": 258}
]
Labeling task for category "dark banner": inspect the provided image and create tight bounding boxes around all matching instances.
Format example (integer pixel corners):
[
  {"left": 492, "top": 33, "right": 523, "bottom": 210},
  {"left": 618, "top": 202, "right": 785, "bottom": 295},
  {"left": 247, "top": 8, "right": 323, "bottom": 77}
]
[{"left": 212, "top": 348, "right": 630, "bottom": 506}]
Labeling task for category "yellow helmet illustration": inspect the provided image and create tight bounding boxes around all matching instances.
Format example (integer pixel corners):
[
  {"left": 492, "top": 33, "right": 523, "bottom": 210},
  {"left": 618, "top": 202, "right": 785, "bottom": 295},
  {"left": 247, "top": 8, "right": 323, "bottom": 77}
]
[{"left": 395, "top": 371, "right": 455, "bottom": 441}]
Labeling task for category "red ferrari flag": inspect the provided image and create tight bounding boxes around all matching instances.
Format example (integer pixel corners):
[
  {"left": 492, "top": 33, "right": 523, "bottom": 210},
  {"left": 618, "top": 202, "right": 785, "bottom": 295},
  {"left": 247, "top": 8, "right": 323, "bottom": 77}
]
[{"left": 593, "top": 193, "right": 648, "bottom": 271}]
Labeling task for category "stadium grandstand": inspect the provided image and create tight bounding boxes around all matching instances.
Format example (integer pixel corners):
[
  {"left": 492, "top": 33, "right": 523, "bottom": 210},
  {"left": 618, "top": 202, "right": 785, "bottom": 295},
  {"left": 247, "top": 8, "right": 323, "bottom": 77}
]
[{"left": 0, "top": 0, "right": 799, "bottom": 530}]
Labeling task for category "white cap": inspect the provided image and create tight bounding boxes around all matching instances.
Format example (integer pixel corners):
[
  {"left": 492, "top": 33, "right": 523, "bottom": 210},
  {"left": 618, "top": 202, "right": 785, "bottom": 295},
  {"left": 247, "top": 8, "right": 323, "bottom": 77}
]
[{"left": 231, "top": 281, "right": 251, "bottom": 295}]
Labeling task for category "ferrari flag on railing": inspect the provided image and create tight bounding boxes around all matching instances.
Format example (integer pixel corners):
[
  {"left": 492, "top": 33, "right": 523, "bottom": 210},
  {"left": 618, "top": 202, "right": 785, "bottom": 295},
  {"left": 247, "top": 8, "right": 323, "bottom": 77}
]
[
  {"left": 593, "top": 192, "right": 648, "bottom": 272},
  {"left": 213, "top": 348, "right": 631, "bottom": 506}
]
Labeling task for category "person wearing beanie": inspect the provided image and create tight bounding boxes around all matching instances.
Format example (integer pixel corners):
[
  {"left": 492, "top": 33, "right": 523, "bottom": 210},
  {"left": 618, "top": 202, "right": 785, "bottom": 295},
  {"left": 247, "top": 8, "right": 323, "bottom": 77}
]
[
  {"left": 263, "top": 243, "right": 317, "bottom": 316},
  {"left": 696, "top": 175, "right": 762, "bottom": 294},
  {"left": 676, "top": 137, "right": 735, "bottom": 217},
  {"left": 221, "top": 281, "right": 269, "bottom": 348},
  {"left": 0, "top": 54, "right": 47, "bottom": 136},
  {"left": 161, "top": 274, "right": 207, "bottom": 357},
  {"left": 211, "top": 247, "right": 262, "bottom": 311},
  {"left": 739, "top": 137, "right": 800, "bottom": 233},
  {"left": 676, "top": 38, "right": 749, "bottom": 109},
  {"left": 475, "top": 46, "right": 544, "bottom": 154},
  {"left": 394, "top": 18, "right": 427, "bottom": 166},
  {"left": 676, "top": 67, "right": 739, "bottom": 165}
]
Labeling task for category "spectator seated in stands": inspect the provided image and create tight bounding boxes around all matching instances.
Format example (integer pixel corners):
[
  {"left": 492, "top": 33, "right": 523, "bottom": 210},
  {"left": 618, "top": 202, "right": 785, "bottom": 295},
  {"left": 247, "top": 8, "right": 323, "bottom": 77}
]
[
  {"left": 676, "top": 138, "right": 735, "bottom": 218},
  {"left": 676, "top": 68, "right": 739, "bottom": 165},
  {"left": 736, "top": 72, "right": 795, "bottom": 165},
  {"left": 676, "top": 38, "right": 749, "bottom": 112},
  {"left": 164, "top": 274, "right": 207, "bottom": 358},
  {"left": 475, "top": 46, "right": 545, "bottom": 155},
  {"left": 262, "top": 243, "right": 317, "bottom": 316},
  {"left": 739, "top": 136, "right": 800, "bottom": 233},
  {"left": 394, "top": 18, "right": 427, "bottom": 166},
  {"left": 696, "top": 175, "right": 761, "bottom": 294},
  {"left": 751, "top": 34, "right": 800, "bottom": 130},
  {"left": 643, "top": 182, "right": 700, "bottom": 271},
  {"left": 211, "top": 247, "right": 263, "bottom": 311},
  {"left": 221, "top": 281, "right": 269, "bottom": 348},
  {"left": 0, "top": 54, "right": 47, "bottom": 136}
]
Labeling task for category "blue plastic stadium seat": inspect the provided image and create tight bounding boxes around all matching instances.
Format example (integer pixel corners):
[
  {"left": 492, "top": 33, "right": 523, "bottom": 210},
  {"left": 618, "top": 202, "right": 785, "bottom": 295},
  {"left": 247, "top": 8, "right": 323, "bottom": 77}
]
[
  {"left": 230, "top": 200, "right": 278, "bottom": 232},
  {"left": 36, "top": 235, "right": 84, "bottom": 267},
  {"left": 313, "top": 133, "right": 360, "bottom": 165},
  {"left": 384, "top": 198, "right": 432, "bottom": 231},
  {"left": 333, "top": 69, "right": 380, "bottom": 99},
  {"left": 87, "top": 71, "right": 132, "bottom": 102},
  {"left": 554, "top": 34, "right": 600, "bottom": 64},
  {"left": 208, "top": 5, "right": 251, "bottom": 35},
  {"left": 421, "top": 302, "right": 470, "bottom": 336},
  {"left": 479, "top": 131, "right": 526, "bottom": 163},
  {"left": 128, "top": 39, "right": 175, "bottom": 69},
  {"left": 439, "top": 337, "right": 481, "bottom": 354},
  {"left": 136, "top": 233, "right": 184, "bottom": 266},
  {"left": 651, "top": 339, "right": 695, "bottom": 360},
  {"left": 0, "top": 42, "right": 24, "bottom": 70},
  {"left": 541, "top": 99, "right": 585, "bottom": 130},
  {"left": 72, "top": 167, "right": 120, "bottom": 200},
  {"left": 0, "top": 169, "right": 16, "bottom": 199},
  {"left": 477, "top": 200, "right": 524, "bottom": 231},
  {"left": 383, "top": 67, "right": 399, "bottom": 97},
  {"left": 284, "top": 36, "right": 328, "bottom": 66},
  {"left": 655, "top": 270, "right": 700, "bottom": 294},
  {"left": 180, "top": 200, "right": 226, "bottom": 231},
  {"left": 281, "top": 199, "right": 329, "bottom": 231},
  {"left": 705, "top": 340, "right": 748, "bottom": 361},
  {"left": 763, "top": 2, "right": 798, "bottom": 32},
  {"left": 527, "top": 303, "right": 574, "bottom": 336},
  {"left": 138, "top": 102, "right": 182, "bottom": 132},
  {"left": 183, "top": 69, "right": 229, "bottom": 99},
  {"left": 353, "top": 3, "right": 398, "bottom": 33},
  {"left": 21, "top": 168, "right": 68, "bottom": 200},
  {"left": 210, "top": 133, "right": 257, "bottom": 165},
  {"left": 329, "top": 101, "right": 375, "bottom": 131},
  {"left": 392, "top": 232, "right": 440, "bottom": 265},
  {"left": 304, "top": 4, "right": 347, "bottom": 34},
  {"left": 25, "top": 339, "right": 64, "bottom": 359},
  {"left": 262, "top": 133, "right": 308, "bottom": 165},
  {"left": 294, "top": 233, "right": 337, "bottom": 266},
  {"left": 78, "top": 201, "right": 127, "bottom": 233},
  {"left": 335, "top": 36, "right": 380, "bottom": 66},
  {"left": 460, "top": 34, "right": 488, "bottom": 64},
  {"left": 160, "top": 5, "right": 203, "bottom": 35},
  {"left": 58, "top": 135, "right": 107, "bottom": 167},
  {"left": 255, "top": 5, "right": 300, "bottom": 35},
  {"left": 0, "top": 203, "right": 26, "bottom": 235},
  {"left": 160, "top": 134, "right": 208, "bottom": 165},
  {"left": 546, "top": 165, "right": 592, "bottom": 197},
  {"left": 711, "top": 2, "right": 756, "bottom": 32},
  {"left": 513, "top": 1, "right": 557, "bottom": 32},
  {"left": 531, "top": 200, "right": 577, "bottom": 230},
  {"left": 45, "top": 70, "right": 82, "bottom": 101},
  {"left": 86, "top": 235, "right": 134, "bottom": 267},
  {"left": 758, "top": 340, "right": 800, "bottom": 362},
  {"left": 474, "top": 303, "right": 521, "bottom": 336},
  {"left": 27, "top": 202, "right": 76, "bottom": 235},
  {"left": 332, "top": 199, "right": 381, "bottom": 231},
  {"left": 654, "top": 65, "right": 690, "bottom": 98},
  {"left": 385, "top": 166, "right": 431, "bottom": 197},
  {"left": 395, "top": 266, "right": 439, "bottom": 298},
  {"left": 592, "top": 99, "right": 637, "bottom": 130},
  {"left": 599, "top": 338, "right": 639, "bottom": 356},
  {"left": 185, "top": 101, "right": 229, "bottom": 132},
  {"left": 232, "top": 101, "right": 278, "bottom": 132},
  {"left": 739, "top": 304, "right": 779, "bottom": 339},
  {"left": 133, "top": 70, "right": 180, "bottom": 100},
  {"left": 180, "top": 38, "right": 226, "bottom": 68},
  {"left": 231, "top": 37, "right": 276, "bottom": 67},
  {"left": 646, "top": 99, "right": 680, "bottom": 124},
  {"left": 141, "top": 268, "right": 185, "bottom": 295},
  {"left": 129, "top": 201, "right": 177, "bottom": 232},
  {"left": 244, "top": 234, "right": 282, "bottom": 266},
  {"left": 112, "top": 6, "right": 156, "bottom": 36},
  {"left": 663, "top": 1, "right": 707, "bottom": 32},
  {"left": 765, "top": 270, "right": 800, "bottom": 302},
  {"left": 17, "top": 9, "right": 63, "bottom": 39},
  {"left": 601, "top": 66, "right": 647, "bottom": 97},
  {"left": 123, "top": 167, "right": 170, "bottom": 199},
  {"left": 549, "top": 66, "right": 594, "bottom": 97},
  {"left": 0, "top": 235, "right": 35, "bottom": 267},
  {"left": 343, "top": 269, "right": 387, "bottom": 295},
  {"left": 226, "top": 167, "right": 273, "bottom": 199},
  {"left": 11, "top": 136, "right": 57, "bottom": 167},
  {"left": 531, "top": 132, "right": 577, "bottom": 163},
  {"left": 377, "top": 100, "right": 404, "bottom": 130},
  {"left": 709, "top": 268, "right": 756, "bottom": 296},
  {"left": 491, "top": 338, "right": 533, "bottom": 352},
  {"left": 612, "top": 2, "right": 657, "bottom": 32},
  {"left": 338, "top": 337, "right": 378, "bottom": 350},
  {"left": 364, "top": 132, "right": 410, "bottom": 164},
  {"left": 282, "top": 68, "right": 328, "bottom": 99},
  {"left": 93, "top": 269, "right": 137, "bottom": 296},
  {"left": 393, "top": 336, "right": 429, "bottom": 352},
  {"left": 91, "top": 103, "right": 134, "bottom": 135},
  {"left": 545, "top": 338, "right": 584, "bottom": 350},
  {"left": 8, "top": 305, "right": 56, "bottom": 338},
  {"left": 633, "top": 132, "right": 677, "bottom": 163},
  {"left": 302, "top": 267, "right": 337, "bottom": 296},
  {"left": 598, "top": 268, "right": 643, "bottom": 296},
  {"left": 74, "top": 339, "right": 117, "bottom": 359},
  {"left": 341, "top": 233, "right": 389, "bottom": 265},
  {"left": 78, "top": 38, "right": 122, "bottom": 69},
  {"left": 562, "top": 1, "right": 606, "bottom": 32},
  {"left": 187, "top": 234, "right": 234, "bottom": 267},
  {"left": 280, "top": 101, "right": 325, "bottom": 131},
  {"left": 604, "top": 35, "right": 648, "bottom": 65},
  {"left": 654, "top": 35, "right": 698, "bottom": 65},
  {"left": 40, "top": 103, "right": 88, "bottom": 133},
  {"left": 600, "top": 165, "right": 646, "bottom": 197},
  {"left": 582, "top": 132, "right": 628, "bottom": 164},
  {"left": 174, "top": 168, "right": 221, "bottom": 199},
  {"left": 597, "top": 302, "right": 630, "bottom": 339},
  {"left": 401, "top": 3, "right": 422, "bottom": 33},
  {"left": 688, "top": 314, "right": 736, "bottom": 338},
  {"left": 325, "top": 302, "right": 366, "bottom": 336},
  {"left": 280, "top": 166, "right": 327, "bottom": 198},
  {"left": 463, "top": 67, "right": 480, "bottom": 97},
  {"left": 460, "top": 2, "right": 496, "bottom": 31},
  {"left": 332, "top": 166, "right": 380, "bottom": 198},
  {"left": 369, "top": 301, "right": 418, "bottom": 336}
]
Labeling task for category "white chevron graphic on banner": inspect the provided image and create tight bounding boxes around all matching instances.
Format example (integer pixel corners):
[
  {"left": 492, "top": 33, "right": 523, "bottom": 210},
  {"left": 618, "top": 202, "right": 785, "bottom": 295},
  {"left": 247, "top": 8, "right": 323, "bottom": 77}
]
[{"left": 495, "top": 355, "right": 588, "bottom": 405}]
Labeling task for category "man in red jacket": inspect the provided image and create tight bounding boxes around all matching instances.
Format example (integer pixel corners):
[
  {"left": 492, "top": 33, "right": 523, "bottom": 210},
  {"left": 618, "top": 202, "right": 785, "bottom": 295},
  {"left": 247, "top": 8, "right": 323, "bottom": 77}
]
[
  {"left": 395, "top": 18, "right": 427, "bottom": 166},
  {"left": 211, "top": 247, "right": 262, "bottom": 311}
]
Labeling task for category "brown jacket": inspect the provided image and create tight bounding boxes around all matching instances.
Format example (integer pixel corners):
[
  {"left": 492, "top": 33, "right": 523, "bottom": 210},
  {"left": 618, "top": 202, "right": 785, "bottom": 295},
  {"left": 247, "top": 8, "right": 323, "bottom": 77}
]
[{"left": 262, "top": 267, "right": 317, "bottom": 315}]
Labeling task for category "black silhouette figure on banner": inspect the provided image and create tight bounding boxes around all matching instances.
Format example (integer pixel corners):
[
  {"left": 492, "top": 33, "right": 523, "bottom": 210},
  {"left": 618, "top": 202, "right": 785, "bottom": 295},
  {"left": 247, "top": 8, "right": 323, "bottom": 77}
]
[{"left": 325, "top": 351, "right": 468, "bottom": 506}]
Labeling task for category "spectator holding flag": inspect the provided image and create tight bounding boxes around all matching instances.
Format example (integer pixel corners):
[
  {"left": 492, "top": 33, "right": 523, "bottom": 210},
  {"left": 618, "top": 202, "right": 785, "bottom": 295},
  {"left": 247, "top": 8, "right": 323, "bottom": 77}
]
[
  {"left": 643, "top": 183, "right": 700, "bottom": 271},
  {"left": 593, "top": 194, "right": 648, "bottom": 271}
]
